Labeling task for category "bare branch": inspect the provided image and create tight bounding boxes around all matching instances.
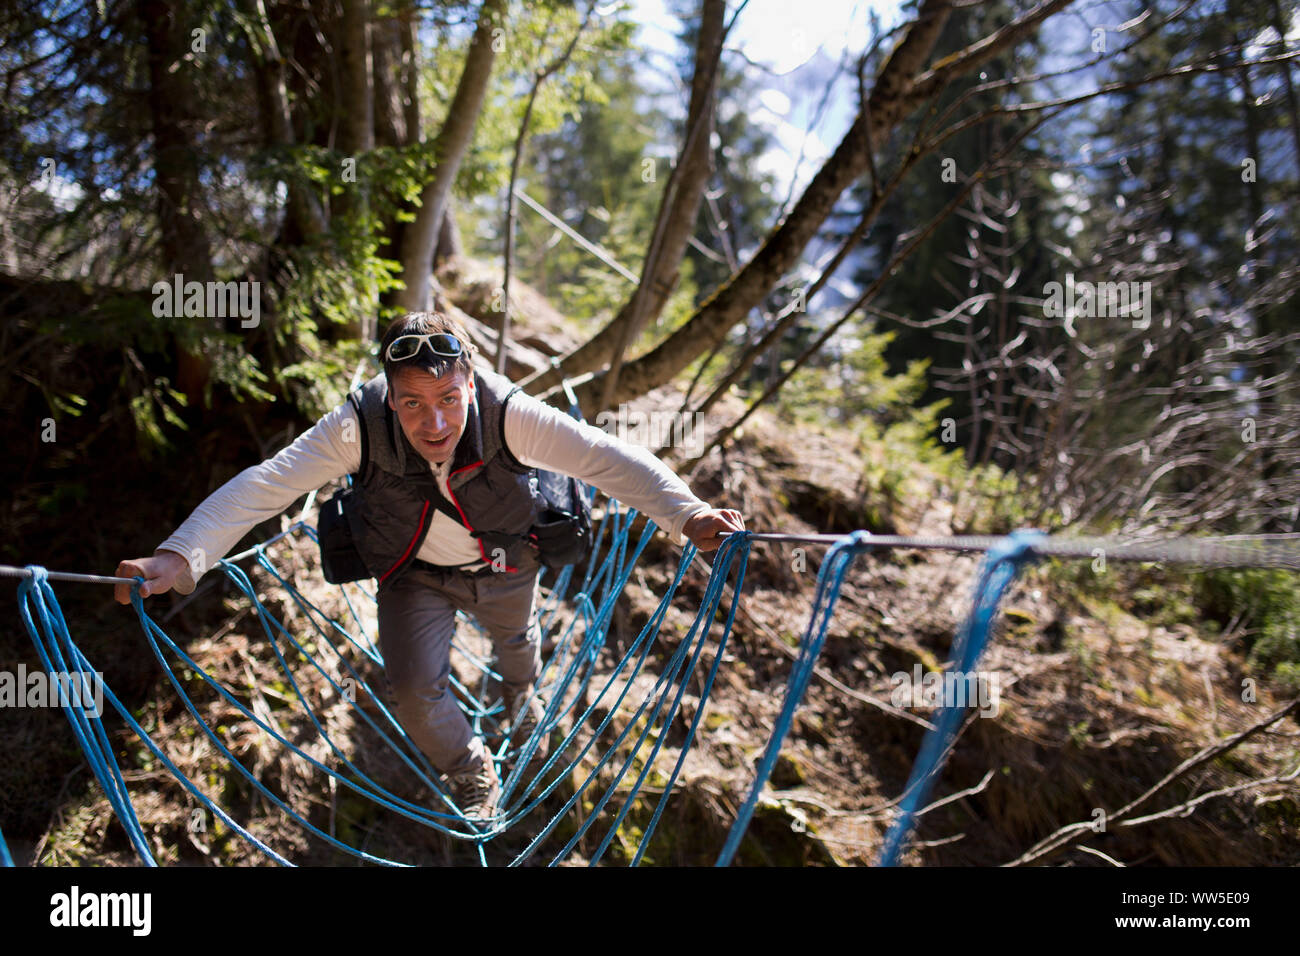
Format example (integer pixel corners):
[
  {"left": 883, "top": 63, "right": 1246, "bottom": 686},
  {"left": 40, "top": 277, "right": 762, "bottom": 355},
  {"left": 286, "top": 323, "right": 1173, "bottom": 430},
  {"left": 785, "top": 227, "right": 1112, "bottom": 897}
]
[{"left": 1005, "top": 697, "right": 1300, "bottom": 867}]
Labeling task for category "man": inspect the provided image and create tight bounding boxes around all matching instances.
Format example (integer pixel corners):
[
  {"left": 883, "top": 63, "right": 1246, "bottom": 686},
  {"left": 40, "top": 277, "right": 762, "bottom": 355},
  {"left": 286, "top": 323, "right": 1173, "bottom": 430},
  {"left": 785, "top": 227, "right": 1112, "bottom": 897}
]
[{"left": 115, "top": 311, "right": 745, "bottom": 821}]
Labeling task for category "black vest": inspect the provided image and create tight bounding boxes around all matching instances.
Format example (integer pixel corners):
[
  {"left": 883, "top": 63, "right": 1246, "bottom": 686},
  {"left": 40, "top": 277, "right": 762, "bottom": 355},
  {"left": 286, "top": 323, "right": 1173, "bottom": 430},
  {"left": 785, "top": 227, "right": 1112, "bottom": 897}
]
[{"left": 345, "top": 367, "right": 543, "bottom": 589}]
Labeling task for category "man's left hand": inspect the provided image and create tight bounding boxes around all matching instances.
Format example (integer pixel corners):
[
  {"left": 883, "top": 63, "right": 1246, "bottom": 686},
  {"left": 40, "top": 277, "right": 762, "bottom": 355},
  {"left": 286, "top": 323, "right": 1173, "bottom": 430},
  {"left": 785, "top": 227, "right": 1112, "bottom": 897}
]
[{"left": 682, "top": 508, "right": 745, "bottom": 552}]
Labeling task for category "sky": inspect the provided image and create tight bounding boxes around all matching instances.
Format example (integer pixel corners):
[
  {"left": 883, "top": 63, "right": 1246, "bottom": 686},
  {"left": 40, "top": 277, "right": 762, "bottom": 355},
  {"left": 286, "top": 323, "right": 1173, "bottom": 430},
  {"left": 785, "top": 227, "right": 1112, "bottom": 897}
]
[
  {"left": 629, "top": 0, "right": 907, "bottom": 204},
  {"left": 632, "top": 0, "right": 904, "bottom": 73}
]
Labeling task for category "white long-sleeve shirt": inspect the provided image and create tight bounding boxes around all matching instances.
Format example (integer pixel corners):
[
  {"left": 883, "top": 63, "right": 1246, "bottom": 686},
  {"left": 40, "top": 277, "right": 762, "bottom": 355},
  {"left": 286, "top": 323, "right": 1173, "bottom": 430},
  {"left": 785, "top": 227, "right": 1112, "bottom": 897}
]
[{"left": 156, "top": 387, "right": 710, "bottom": 593}]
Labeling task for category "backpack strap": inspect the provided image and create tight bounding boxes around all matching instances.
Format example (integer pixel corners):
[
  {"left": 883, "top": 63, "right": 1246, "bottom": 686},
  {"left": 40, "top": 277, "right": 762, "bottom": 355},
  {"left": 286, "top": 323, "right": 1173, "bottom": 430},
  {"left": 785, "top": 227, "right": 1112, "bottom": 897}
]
[{"left": 346, "top": 388, "right": 372, "bottom": 486}]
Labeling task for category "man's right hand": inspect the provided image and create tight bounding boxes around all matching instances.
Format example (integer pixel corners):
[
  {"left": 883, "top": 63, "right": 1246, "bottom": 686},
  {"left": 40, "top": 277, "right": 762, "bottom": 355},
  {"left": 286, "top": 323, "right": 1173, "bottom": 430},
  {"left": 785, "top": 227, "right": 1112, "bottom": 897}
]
[{"left": 114, "top": 550, "right": 189, "bottom": 605}]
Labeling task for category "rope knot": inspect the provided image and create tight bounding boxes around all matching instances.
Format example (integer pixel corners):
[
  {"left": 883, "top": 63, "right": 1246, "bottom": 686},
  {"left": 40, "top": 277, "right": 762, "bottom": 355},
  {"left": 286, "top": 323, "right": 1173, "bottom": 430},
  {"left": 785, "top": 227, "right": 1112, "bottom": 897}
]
[
  {"left": 999, "top": 528, "right": 1049, "bottom": 564},
  {"left": 847, "top": 530, "right": 875, "bottom": 551}
]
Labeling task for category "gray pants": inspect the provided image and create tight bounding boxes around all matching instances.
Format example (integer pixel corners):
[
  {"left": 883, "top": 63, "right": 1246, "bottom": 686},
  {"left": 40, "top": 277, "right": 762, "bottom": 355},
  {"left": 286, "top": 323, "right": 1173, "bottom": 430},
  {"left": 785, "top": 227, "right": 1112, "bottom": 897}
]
[{"left": 376, "top": 554, "right": 542, "bottom": 776}]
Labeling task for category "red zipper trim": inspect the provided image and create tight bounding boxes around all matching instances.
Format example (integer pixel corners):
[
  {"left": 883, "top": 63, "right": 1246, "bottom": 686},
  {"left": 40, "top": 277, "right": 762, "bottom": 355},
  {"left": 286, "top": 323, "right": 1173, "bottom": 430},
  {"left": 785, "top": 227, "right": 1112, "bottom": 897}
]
[
  {"left": 379, "top": 500, "right": 431, "bottom": 585},
  {"left": 445, "top": 461, "right": 518, "bottom": 573}
]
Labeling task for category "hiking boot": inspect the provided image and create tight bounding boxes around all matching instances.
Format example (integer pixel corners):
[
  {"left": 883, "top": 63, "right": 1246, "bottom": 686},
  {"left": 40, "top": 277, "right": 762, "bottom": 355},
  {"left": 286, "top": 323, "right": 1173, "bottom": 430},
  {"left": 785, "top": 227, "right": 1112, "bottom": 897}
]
[
  {"left": 503, "top": 682, "right": 548, "bottom": 766},
  {"left": 445, "top": 754, "right": 501, "bottom": 823}
]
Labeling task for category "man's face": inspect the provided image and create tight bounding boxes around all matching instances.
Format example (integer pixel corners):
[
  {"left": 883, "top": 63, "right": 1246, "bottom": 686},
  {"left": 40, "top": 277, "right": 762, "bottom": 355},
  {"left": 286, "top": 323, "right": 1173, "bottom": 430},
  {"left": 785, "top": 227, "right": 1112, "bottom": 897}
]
[{"left": 387, "top": 365, "right": 476, "bottom": 464}]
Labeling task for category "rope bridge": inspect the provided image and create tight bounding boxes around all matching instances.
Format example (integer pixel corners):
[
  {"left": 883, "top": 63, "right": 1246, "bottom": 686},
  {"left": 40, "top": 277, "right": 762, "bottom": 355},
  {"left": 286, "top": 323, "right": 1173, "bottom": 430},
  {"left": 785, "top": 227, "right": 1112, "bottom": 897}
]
[{"left": 7, "top": 501, "right": 1298, "bottom": 866}]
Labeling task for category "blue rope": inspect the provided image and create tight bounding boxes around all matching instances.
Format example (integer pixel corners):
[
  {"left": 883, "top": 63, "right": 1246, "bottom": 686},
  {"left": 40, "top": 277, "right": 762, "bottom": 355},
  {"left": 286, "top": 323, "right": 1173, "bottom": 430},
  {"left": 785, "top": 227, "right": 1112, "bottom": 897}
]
[
  {"left": 496, "top": 515, "right": 661, "bottom": 821},
  {"left": 18, "top": 566, "right": 291, "bottom": 865},
  {"left": 503, "top": 530, "right": 698, "bottom": 862},
  {"left": 581, "top": 533, "right": 752, "bottom": 865},
  {"left": 106, "top": 503, "right": 697, "bottom": 860},
  {"left": 17, "top": 566, "right": 158, "bottom": 865},
  {"left": 875, "top": 529, "right": 1046, "bottom": 866},
  {"left": 629, "top": 532, "right": 752, "bottom": 864},
  {"left": 17, "top": 511, "right": 1060, "bottom": 867},
  {"left": 129, "top": 585, "right": 416, "bottom": 864},
  {"left": 130, "top": 568, "right": 480, "bottom": 848},
  {"left": 0, "top": 825, "right": 13, "bottom": 867},
  {"left": 716, "top": 530, "right": 876, "bottom": 866}
]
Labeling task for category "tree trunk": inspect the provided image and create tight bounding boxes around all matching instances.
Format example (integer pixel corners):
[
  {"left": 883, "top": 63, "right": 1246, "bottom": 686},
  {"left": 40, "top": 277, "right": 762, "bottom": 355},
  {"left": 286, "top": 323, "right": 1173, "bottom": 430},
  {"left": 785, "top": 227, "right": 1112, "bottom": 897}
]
[
  {"left": 598, "top": 0, "right": 726, "bottom": 403},
  {"left": 373, "top": 11, "right": 413, "bottom": 148},
  {"left": 141, "top": 0, "right": 215, "bottom": 407},
  {"left": 374, "top": 4, "right": 421, "bottom": 336},
  {"left": 1270, "top": 0, "right": 1300, "bottom": 171},
  {"left": 541, "top": 0, "right": 1075, "bottom": 412},
  {"left": 436, "top": 199, "right": 464, "bottom": 264},
  {"left": 523, "top": 0, "right": 726, "bottom": 396},
  {"left": 242, "top": 0, "right": 327, "bottom": 240},
  {"left": 567, "top": 0, "right": 960, "bottom": 411},
  {"left": 339, "top": 0, "right": 375, "bottom": 160},
  {"left": 395, "top": 0, "right": 506, "bottom": 312},
  {"left": 571, "top": 0, "right": 1076, "bottom": 411},
  {"left": 335, "top": 0, "right": 376, "bottom": 339}
]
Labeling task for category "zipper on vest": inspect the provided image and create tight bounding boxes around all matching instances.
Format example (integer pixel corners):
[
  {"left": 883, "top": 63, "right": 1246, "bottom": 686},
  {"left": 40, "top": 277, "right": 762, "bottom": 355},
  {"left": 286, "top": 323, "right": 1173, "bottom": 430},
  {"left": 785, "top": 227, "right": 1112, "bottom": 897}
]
[
  {"left": 379, "top": 500, "right": 432, "bottom": 586},
  {"left": 446, "top": 460, "right": 520, "bottom": 573}
]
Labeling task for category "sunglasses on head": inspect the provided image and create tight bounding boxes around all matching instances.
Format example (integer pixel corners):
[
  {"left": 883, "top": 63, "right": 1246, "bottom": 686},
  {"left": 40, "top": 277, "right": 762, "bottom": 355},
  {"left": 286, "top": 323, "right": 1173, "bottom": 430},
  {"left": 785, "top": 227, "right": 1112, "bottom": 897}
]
[{"left": 384, "top": 332, "right": 464, "bottom": 364}]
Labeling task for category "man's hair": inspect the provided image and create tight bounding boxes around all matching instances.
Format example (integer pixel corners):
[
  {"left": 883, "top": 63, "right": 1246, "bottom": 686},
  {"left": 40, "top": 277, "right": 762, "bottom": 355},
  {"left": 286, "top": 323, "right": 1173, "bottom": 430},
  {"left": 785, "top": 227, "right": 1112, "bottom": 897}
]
[{"left": 379, "top": 311, "right": 479, "bottom": 388}]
